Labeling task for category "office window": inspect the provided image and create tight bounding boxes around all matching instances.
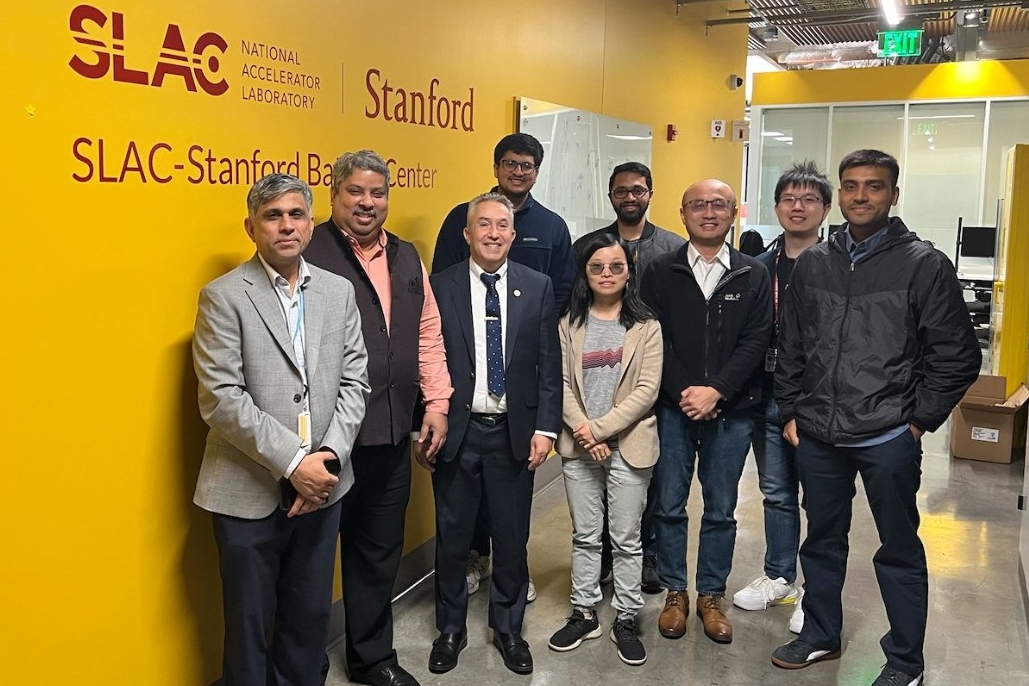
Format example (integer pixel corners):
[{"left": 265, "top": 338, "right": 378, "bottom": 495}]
[
  {"left": 827, "top": 105, "right": 905, "bottom": 227},
  {"left": 984, "top": 101, "right": 1029, "bottom": 228},
  {"left": 905, "top": 102, "right": 985, "bottom": 257},
  {"left": 755, "top": 108, "right": 829, "bottom": 236}
]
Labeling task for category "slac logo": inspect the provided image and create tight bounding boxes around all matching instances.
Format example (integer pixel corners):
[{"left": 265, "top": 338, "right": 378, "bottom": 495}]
[{"left": 69, "top": 4, "right": 228, "bottom": 96}]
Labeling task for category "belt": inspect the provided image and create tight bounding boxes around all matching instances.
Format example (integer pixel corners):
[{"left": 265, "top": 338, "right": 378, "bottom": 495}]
[{"left": 470, "top": 412, "right": 507, "bottom": 426}]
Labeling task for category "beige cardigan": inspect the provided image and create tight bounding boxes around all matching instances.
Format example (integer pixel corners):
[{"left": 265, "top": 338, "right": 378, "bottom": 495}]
[{"left": 556, "top": 315, "right": 663, "bottom": 468}]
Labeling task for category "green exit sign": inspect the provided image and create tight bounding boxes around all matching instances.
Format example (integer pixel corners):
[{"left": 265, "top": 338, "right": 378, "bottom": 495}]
[{"left": 878, "top": 30, "right": 923, "bottom": 58}]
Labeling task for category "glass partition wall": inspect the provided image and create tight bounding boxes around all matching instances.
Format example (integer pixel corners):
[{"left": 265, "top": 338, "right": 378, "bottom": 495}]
[{"left": 748, "top": 99, "right": 1029, "bottom": 265}]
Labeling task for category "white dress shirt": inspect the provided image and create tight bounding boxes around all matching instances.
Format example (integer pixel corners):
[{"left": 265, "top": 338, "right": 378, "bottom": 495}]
[
  {"left": 468, "top": 259, "right": 509, "bottom": 413},
  {"left": 688, "top": 242, "right": 731, "bottom": 300},
  {"left": 257, "top": 254, "right": 312, "bottom": 477}
]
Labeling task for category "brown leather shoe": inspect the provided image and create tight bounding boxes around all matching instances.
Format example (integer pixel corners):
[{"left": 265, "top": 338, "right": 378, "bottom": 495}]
[
  {"left": 659, "top": 590, "right": 689, "bottom": 638},
  {"left": 697, "top": 594, "right": 732, "bottom": 643}
]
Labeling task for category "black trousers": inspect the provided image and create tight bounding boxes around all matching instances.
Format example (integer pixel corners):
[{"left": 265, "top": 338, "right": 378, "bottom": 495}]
[
  {"left": 433, "top": 418, "right": 534, "bottom": 635},
  {"left": 213, "top": 500, "right": 341, "bottom": 686},
  {"left": 796, "top": 429, "right": 926, "bottom": 676},
  {"left": 340, "top": 439, "right": 412, "bottom": 675}
]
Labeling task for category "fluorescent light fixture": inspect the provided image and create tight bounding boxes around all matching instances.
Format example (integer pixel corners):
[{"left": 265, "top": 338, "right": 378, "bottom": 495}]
[
  {"left": 902, "top": 114, "right": 977, "bottom": 120},
  {"left": 606, "top": 134, "right": 653, "bottom": 141},
  {"left": 774, "top": 136, "right": 794, "bottom": 142},
  {"left": 880, "top": 0, "right": 903, "bottom": 26},
  {"left": 761, "top": 130, "right": 785, "bottom": 136}
]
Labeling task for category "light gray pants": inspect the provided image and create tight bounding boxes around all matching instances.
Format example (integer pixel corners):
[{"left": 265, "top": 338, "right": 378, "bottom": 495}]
[{"left": 562, "top": 450, "right": 653, "bottom": 616}]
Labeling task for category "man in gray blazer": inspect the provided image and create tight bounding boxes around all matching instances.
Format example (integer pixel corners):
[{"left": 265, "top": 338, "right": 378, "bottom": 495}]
[{"left": 193, "top": 173, "right": 370, "bottom": 686}]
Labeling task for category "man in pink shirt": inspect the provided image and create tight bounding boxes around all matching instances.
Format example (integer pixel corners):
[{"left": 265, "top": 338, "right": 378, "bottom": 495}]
[{"left": 305, "top": 150, "right": 453, "bottom": 686}]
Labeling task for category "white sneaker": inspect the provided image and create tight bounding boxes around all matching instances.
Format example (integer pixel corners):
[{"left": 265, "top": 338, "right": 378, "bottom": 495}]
[
  {"left": 789, "top": 589, "right": 804, "bottom": 634},
  {"left": 732, "top": 576, "right": 799, "bottom": 611},
  {"left": 526, "top": 578, "right": 537, "bottom": 603},
  {"left": 466, "top": 552, "right": 491, "bottom": 595}
]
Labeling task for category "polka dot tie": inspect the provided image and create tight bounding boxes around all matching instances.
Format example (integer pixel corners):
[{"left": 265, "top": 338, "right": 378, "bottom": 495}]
[{"left": 481, "top": 272, "right": 505, "bottom": 397}]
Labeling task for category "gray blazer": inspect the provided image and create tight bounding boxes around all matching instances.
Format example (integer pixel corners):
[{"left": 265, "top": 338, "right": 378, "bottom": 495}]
[{"left": 192, "top": 255, "right": 370, "bottom": 519}]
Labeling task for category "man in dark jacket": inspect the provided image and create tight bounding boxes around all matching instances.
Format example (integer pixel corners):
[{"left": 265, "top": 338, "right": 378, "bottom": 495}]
[
  {"left": 640, "top": 179, "right": 772, "bottom": 645},
  {"left": 770, "top": 150, "right": 980, "bottom": 686}
]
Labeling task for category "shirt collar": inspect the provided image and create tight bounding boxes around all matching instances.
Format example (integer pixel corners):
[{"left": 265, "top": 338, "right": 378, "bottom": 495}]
[
  {"left": 469, "top": 258, "right": 509, "bottom": 282},
  {"left": 843, "top": 222, "right": 891, "bottom": 254},
  {"left": 687, "top": 242, "right": 731, "bottom": 270},
  {"left": 257, "top": 253, "right": 311, "bottom": 292},
  {"left": 335, "top": 221, "right": 387, "bottom": 256}
]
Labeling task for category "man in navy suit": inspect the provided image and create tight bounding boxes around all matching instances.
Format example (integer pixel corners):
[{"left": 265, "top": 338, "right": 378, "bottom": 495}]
[{"left": 425, "top": 192, "right": 562, "bottom": 675}]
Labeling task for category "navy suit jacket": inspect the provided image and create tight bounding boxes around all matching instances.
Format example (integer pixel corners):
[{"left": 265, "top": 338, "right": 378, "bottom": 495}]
[{"left": 431, "top": 259, "right": 562, "bottom": 462}]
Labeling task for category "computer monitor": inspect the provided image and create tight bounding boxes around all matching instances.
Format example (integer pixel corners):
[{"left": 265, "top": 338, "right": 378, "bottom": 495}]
[{"left": 959, "top": 226, "right": 997, "bottom": 258}]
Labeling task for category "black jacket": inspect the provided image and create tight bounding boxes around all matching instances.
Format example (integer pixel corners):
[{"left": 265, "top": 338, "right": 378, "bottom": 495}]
[
  {"left": 775, "top": 218, "right": 981, "bottom": 443},
  {"left": 640, "top": 243, "right": 772, "bottom": 412}
]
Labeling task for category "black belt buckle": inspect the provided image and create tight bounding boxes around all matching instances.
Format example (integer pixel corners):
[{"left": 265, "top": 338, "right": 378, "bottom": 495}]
[{"left": 472, "top": 412, "right": 505, "bottom": 426}]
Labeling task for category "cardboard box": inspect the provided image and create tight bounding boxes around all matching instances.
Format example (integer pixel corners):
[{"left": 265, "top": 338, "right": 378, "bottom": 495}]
[{"left": 950, "top": 374, "right": 1029, "bottom": 463}]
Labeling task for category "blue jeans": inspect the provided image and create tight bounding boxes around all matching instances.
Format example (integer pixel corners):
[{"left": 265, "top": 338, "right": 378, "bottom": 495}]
[
  {"left": 796, "top": 429, "right": 926, "bottom": 676},
  {"left": 652, "top": 402, "right": 752, "bottom": 595},
  {"left": 751, "top": 394, "right": 800, "bottom": 582}
]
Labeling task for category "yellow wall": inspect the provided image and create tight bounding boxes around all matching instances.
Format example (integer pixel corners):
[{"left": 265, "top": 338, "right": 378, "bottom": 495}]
[
  {"left": 0, "top": 1, "right": 746, "bottom": 684},
  {"left": 753, "top": 58, "right": 1029, "bottom": 106}
]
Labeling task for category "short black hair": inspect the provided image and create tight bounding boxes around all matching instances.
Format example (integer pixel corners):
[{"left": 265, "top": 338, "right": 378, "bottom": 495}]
[
  {"left": 838, "top": 149, "right": 900, "bottom": 189},
  {"left": 494, "top": 133, "right": 544, "bottom": 167},
  {"left": 608, "top": 162, "right": 653, "bottom": 192},
  {"left": 774, "top": 160, "right": 832, "bottom": 205}
]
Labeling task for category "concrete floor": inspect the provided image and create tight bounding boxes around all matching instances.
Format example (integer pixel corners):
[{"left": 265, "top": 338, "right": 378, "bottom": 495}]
[{"left": 327, "top": 424, "right": 1029, "bottom": 686}]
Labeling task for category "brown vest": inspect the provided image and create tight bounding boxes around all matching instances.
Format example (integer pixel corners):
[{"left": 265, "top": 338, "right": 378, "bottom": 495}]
[{"left": 305, "top": 222, "right": 424, "bottom": 446}]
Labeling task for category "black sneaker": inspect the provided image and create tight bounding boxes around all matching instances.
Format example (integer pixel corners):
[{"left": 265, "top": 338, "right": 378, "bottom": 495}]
[
  {"left": 610, "top": 616, "right": 647, "bottom": 666},
  {"left": 641, "top": 555, "right": 662, "bottom": 594},
  {"left": 770, "top": 639, "right": 841, "bottom": 669},
  {"left": 548, "top": 609, "right": 601, "bottom": 651},
  {"left": 871, "top": 665, "right": 924, "bottom": 686}
]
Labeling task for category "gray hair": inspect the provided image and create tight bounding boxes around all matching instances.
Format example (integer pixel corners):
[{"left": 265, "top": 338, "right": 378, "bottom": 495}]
[
  {"left": 331, "top": 150, "right": 391, "bottom": 195},
  {"left": 246, "top": 174, "right": 313, "bottom": 217},
  {"left": 466, "top": 192, "right": 515, "bottom": 226}
]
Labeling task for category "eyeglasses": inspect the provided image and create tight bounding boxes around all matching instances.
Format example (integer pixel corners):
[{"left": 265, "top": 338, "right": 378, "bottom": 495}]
[
  {"left": 777, "top": 195, "right": 824, "bottom": 207},
  {"left": 610, "top": 186, "right": 651, "bottom": 199},
  {"left": 587, "top": 262, "right": 627, "bottom": 275},
  {"left": 498, "top": 159, "right": 538, "bottom": 173},
  {"left": 684, "top": 198, "right": 733, "bottom": 213}
]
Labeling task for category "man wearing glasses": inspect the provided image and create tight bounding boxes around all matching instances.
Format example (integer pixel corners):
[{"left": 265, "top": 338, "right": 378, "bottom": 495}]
[
  {"left": 574, "top": 162, "right": 686, "bottom": 273},
  {"left": 573, "top": 161, "right": 685, "bottom": 595},
  {"left": 433, "top": 133, "right": 574, "bottom": 308},
  {"left": 731, "top": 161, "right": 832, "bottom": 631},
  {"left": 639, "top": 179, "right": 772, "bottom": 645}
]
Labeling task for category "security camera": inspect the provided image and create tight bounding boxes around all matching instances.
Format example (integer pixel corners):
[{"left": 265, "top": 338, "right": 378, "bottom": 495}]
[{"left": 728, "top": 74, "right": 744, "bottom": 91}]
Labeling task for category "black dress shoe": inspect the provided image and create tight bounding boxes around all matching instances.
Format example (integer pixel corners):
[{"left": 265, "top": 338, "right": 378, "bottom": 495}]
[
  {"left": 493, "top": 632, "right": 533, "bottom": 674},
  {"left": 429, "top": 631, "right": 467, "bottom": 674},
  {"left": 350, "top": 663, "right": 421, "bottom": 686}
]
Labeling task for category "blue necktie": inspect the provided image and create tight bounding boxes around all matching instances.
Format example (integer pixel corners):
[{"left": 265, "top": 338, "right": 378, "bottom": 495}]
[{"left": 481, "top": 272, "right": 505, "bottom": 397}]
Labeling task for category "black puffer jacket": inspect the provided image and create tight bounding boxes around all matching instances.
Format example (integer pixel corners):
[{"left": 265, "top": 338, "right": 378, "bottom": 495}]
[
  {"left": 641, "top": 243, "right": 772, "bottom": 412},
  {"left": 775, "top": 218, "right": 980, "bottom": 443}
]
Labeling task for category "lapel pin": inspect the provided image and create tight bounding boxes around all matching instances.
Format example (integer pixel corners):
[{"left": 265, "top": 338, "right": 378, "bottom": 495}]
[{"left": 513, "top": 289, "right": 521, "bottom": 297}]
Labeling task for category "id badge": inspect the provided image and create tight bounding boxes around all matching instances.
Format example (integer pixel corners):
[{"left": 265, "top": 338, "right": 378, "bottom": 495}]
[
  {"left": 298, "top": 410, "right": 312, "bottom": 449},
  {"left": 764, "top": 347, "right": 778, "bottom": 373}
]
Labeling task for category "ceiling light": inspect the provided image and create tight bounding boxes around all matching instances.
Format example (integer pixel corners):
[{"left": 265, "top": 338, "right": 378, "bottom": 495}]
[
  {"left": 880, "top": 0, "right": 903, "bottom": 26},
  {"left": 774, "top": 136, "right": 794, "bottom": 142},
  {"left": 762, "top": 131, "right": 785, "bottom": 136}
]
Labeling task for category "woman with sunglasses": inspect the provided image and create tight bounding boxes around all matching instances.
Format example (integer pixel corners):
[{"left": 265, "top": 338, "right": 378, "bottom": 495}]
[{"left": 547, "top": 232, "right": 662, "bottom": 666}]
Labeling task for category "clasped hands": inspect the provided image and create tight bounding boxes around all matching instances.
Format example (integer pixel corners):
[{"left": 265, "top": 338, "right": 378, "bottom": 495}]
[
  {"left": 287, "top": 450, "right": 340, "bottom": 517},
  {"left": 573, "top": 422, "right": 610, "bottom": 461},
  {"left": 680, "top": 385, "right": 722, "bottom": 421}
]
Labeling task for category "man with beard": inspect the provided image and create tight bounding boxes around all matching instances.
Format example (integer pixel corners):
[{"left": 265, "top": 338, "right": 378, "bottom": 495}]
[
  {"left": 573, "top": 161, "right": 685, "bottom": 595},
  {"left": 574, "top": 162, "right": 686, "bottom": 274}
]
